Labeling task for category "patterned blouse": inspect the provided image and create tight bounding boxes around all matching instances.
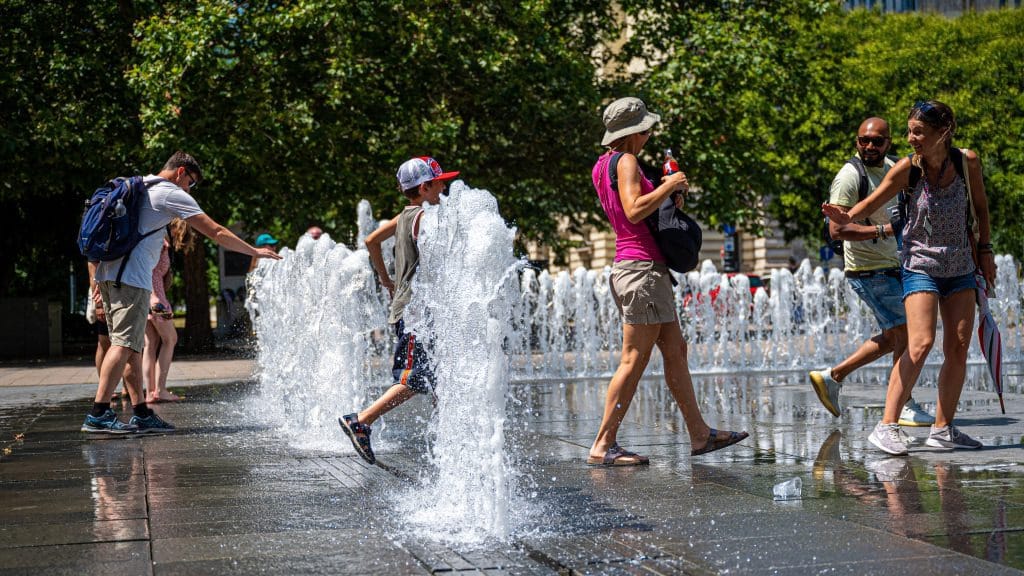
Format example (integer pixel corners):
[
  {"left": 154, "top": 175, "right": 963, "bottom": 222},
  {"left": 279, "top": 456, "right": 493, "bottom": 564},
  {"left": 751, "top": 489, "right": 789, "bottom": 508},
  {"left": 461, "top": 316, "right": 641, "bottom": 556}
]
[{"left": 901, "top": 173, "right": 975, "bottom": 278}]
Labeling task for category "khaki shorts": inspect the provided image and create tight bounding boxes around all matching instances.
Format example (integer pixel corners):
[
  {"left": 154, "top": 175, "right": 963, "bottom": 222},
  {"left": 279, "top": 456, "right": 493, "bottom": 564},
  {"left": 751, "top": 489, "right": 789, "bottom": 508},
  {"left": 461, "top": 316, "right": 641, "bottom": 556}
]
[
  {"left": 610, "top": 260, "right": 677, "bottom": 325},
  {"left": 99, "top": 281, "right": 150, "bottom": 352}
]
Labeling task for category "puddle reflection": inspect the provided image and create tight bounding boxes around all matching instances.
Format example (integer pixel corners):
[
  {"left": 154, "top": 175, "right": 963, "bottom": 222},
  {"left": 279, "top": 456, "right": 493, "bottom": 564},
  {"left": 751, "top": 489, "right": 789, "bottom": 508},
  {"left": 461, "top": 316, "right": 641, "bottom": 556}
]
[
  {"left": 80, "top": 442, "right": 145, "bottom": 541},
  {"left": 811, "top": 430, "right": 1016, "bottom": 564}
]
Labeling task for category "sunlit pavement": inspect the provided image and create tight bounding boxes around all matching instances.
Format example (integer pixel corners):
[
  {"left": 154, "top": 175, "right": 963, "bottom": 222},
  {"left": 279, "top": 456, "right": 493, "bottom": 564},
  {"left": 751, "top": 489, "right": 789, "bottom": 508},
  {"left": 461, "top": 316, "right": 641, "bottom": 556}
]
[{"left": 1, "top": 363, "right": 1022, "bottom": 575}]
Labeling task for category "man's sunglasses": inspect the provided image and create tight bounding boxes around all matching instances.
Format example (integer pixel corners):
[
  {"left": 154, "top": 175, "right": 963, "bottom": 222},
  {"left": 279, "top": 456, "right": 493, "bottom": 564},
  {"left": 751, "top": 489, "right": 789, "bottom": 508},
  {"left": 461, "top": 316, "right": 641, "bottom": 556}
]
[{"left": 857, "top": 136, "right": 888, "bottom": 147}]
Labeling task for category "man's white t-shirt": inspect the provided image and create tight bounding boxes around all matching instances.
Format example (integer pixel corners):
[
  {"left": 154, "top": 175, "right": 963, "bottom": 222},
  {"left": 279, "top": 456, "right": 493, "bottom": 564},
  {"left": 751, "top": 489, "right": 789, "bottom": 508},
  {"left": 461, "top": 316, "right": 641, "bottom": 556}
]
[{"left": 94, "top": 176, "right": 204, "bottom": 291}]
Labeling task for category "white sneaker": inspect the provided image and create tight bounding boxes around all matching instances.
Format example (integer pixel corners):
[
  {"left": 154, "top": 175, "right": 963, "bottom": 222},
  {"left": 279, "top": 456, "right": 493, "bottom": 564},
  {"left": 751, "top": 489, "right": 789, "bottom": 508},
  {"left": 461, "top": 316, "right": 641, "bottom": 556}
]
[
  {"left": 868, "top": 421, "right": 908, "bottom": 456},
  {"left": 925, "top": 425, "right": 983, "bottom": 450},
  {"left": 867, "top": 457, "right": 911, "bottom": 483},
  {"left": 898, "top": 427, "right": 917, "bottom": 446},
  {"left": 809, "top": 368, "right": 841, "bottom": 417},
  {"left": 898, "top": 398, "right": 935, "bottom": 427}
]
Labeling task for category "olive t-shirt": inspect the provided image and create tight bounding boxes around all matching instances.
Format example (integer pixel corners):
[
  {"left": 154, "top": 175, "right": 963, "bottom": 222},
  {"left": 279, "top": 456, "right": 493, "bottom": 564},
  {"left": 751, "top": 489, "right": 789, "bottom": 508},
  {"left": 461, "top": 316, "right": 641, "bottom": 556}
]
[{"left": 828, "top": 155, "right": 899, "bottom": 271}]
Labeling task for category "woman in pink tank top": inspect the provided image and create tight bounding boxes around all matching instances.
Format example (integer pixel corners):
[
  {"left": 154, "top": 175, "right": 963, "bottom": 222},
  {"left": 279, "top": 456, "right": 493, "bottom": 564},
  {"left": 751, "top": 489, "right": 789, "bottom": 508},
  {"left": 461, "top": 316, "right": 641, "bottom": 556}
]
[
  {"left": 823, "top": 100, "right": 994, "bottom": 453},
  {"left": 586, "top": 97, "right": 748, "bottom": 466},
  {"left": 142, "top": 220, "right": 185, "bottom": 403}
]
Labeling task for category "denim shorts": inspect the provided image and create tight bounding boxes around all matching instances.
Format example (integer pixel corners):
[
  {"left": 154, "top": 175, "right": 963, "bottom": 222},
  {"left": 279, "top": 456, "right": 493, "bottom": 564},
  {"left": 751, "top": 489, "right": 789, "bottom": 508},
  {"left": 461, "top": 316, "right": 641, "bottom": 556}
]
[
  {"left": 847, "top": 273, "right": 907, "bottom": 331},
  {"left": 902, "top": 269, "right": 976, "bottom": 300}
]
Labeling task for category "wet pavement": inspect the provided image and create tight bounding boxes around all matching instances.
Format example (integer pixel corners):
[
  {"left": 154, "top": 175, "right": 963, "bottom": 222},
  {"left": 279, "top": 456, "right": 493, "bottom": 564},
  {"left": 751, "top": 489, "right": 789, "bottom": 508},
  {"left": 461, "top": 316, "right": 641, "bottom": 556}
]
[{"left": 2, "top": 364, "right": 1023, "bottom": 575}]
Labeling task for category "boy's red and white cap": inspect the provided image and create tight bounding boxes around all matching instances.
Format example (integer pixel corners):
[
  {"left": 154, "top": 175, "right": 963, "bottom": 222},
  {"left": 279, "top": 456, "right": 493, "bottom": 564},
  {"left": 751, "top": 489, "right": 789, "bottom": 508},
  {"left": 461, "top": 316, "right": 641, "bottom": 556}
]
[{"left": 396, "top": 156, "right": 460, "bottom": 191}]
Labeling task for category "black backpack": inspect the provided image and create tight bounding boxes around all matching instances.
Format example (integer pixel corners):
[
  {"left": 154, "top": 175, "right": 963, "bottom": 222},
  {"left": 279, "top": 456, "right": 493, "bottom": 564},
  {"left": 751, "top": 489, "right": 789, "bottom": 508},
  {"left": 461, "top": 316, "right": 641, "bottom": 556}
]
[
  {"left": 822, "top": 156, "right": 872, "bottom": 257},
  {"left": 609, "top": 152, "right": 702, "bottom": 273}
]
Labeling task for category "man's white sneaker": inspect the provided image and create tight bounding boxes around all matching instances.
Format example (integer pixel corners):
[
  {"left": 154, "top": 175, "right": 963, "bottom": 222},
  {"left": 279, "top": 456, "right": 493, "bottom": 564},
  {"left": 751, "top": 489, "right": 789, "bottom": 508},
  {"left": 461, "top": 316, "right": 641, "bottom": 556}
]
[
  {"left": 925, "top": 425, "right": 983, "bottom": 450},
  {"left": 898, "top": 398, "right": 935, "bottom": 427},
  {"left": 809, "top": 368, "right": 841, "bottom": 417},
  {"left": 868, "top": 421, "right": 908, "bottom": 456}
]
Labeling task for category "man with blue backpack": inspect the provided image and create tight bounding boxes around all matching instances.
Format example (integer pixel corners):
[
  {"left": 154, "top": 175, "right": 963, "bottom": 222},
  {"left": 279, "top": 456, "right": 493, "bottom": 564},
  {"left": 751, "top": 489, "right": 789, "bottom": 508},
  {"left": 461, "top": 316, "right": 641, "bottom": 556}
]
[
  {"left": 809, "top": 117, "right": 934, "bottom": 430},
  {"left": 81, "top": 151, "right": 281, "bottom": 433}
]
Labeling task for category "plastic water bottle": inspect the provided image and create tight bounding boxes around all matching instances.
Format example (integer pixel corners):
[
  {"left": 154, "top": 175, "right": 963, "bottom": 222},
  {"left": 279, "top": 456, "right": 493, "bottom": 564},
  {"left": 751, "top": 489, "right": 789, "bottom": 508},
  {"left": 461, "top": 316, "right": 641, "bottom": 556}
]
[
  {"left": 663, "top": 148, "right": 680, "bottom": 175},
  {"left": 113, "top": 198, "right": 126, "bottom": 218},
  {"left": 772, "top": 476, "right": 802, "bottom": 500}
]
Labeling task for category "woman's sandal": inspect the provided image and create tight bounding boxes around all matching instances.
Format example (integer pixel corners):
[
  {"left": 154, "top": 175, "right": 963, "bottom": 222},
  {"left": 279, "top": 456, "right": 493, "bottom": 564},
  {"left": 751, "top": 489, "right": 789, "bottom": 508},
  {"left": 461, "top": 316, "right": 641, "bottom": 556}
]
[
  {"left": 586, "top": 443, "right": 650, "bottom": 467},
  {"left": 691, "top": 428, "right": 749, "bottom": 456}
]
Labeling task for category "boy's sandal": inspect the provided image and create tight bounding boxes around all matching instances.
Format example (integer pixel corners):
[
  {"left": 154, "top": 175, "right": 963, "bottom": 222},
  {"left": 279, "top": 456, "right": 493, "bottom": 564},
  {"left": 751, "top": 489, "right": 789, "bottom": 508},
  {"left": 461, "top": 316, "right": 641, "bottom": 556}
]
[
  {"left": 586, "top": 443, "right": 650, "bottom": 467},
  {"left": 691, "top": 428, "right": 749, "bottom": 456},
  {"left": 338, "top": 415, "right": 376, "bottom": 465}
]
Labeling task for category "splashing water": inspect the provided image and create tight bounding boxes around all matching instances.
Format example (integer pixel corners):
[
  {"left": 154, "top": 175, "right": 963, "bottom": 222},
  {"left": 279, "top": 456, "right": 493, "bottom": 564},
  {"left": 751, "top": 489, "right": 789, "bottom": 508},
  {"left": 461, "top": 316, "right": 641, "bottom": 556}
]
[
  {"left": 396, "top": 181, "right": 521, "bottom": 543},
  {"left": 249, "top": 192, "right": 1024, "bottom": 540},
  {"left": 249, "top": 233, "right": 389, "bottom": 450}
]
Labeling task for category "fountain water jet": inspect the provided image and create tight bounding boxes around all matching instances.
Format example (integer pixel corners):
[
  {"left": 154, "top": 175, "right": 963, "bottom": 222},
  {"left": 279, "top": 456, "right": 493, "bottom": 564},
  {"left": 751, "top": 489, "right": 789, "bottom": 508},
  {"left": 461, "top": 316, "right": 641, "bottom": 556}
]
[{"left": 249, "top": 198, "right": 1023, "bottom": 537}]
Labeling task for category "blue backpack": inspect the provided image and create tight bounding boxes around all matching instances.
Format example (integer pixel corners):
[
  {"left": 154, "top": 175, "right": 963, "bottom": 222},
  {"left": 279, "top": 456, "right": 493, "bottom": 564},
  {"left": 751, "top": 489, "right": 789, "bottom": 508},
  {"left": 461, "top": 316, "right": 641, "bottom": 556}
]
[{"left": 78, "top": 176, "right": 165, "bottom": 286}]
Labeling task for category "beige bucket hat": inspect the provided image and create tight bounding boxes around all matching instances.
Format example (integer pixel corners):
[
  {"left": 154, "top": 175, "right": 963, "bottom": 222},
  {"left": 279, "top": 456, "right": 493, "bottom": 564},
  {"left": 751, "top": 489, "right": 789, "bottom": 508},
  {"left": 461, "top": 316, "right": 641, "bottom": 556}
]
[{"left": 601, "top": 97, "right": 660, "bottom": 146}]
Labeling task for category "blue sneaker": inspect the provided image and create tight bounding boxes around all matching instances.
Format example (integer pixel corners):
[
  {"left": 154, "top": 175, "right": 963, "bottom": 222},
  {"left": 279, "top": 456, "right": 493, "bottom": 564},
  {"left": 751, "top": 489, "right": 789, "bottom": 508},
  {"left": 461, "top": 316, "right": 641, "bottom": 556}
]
[
  {"left": 129, "top": 413, "right": 176, "bottom": 433},
  {"left": 81, "top": 409, "right": 138, "bottom": 434}
]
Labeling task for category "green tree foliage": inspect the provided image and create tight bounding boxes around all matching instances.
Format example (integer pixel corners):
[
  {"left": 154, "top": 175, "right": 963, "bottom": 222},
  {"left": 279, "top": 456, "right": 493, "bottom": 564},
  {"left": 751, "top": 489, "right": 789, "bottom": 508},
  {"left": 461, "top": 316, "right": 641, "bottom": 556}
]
[
  {"left": 0, "top": 1, "right": 154, "bottom": 295},
  {"left": 774, "top": 7, "right": 1024, "bottom": 257},
  {"left": 611, "top": 2, "right": 1023, "bottom": 262},
  {"left": 129, "top": 0, "right": 617, "bottom": 254},
  {"left": 610, "top": 0, "right": 836, "bottom": 234},
  {"left": 3, "top": 0, "right": 1023, "bottom": 319}
]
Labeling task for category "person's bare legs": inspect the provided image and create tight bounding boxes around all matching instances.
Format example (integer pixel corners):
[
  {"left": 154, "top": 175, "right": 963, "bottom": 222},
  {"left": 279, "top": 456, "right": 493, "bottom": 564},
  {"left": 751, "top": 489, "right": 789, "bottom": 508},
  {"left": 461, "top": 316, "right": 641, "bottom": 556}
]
[
  {"left": 358, "top": 384, "right": 417, "bottom": 426},
  {"left": 149, "top": 318, "right": 179, "bottom": 401},
  {"left": 142, "top": 321, "right": 159, "bottom": 399},
  {"left": 933, "top": 289, "right": 975, "bottom": 428},
  {"left": 94, "top": 335, "right": 111, "bottom": 378},
  {"left": 96, "top": 345, "right": 144, "bottom": 406},
  {"left": 882, "top": 293, "right": 937, "bottom": 424},
  {"left": 831, "top": 324, "right": 905, "bottom": 383},
  {"left": 589, "top": 323, "right": 659, "bottom": 459},
  {"left": 657, "top": 320, "right": 745, "bottom": 452}
]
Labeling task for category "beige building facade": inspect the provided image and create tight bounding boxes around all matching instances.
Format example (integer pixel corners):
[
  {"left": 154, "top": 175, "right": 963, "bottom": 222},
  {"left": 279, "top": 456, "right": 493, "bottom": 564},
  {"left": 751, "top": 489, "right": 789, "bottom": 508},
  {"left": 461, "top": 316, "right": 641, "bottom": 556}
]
[{"left": 527, "top": 217, "right": 809, "bottom": 278}]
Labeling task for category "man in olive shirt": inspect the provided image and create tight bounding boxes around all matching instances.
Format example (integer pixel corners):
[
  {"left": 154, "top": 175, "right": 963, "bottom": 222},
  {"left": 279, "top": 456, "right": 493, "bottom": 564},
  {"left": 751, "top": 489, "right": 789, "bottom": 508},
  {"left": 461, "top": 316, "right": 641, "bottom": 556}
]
[{"left": 809, "top": 117, "right": 934, "bottom": 429}]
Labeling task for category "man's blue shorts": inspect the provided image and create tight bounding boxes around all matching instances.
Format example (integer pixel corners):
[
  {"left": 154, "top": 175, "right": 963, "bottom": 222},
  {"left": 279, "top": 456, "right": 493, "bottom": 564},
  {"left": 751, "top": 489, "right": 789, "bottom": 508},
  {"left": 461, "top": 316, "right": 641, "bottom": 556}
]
[
  {"left": 902, "top": 269, "right": 976, "bottom": 300},
  {"left": 847, "top": 269, "right": 907, "bottom": 331},
  {"left": 391, "top": 319, "right": 434, "bottom": 394}
]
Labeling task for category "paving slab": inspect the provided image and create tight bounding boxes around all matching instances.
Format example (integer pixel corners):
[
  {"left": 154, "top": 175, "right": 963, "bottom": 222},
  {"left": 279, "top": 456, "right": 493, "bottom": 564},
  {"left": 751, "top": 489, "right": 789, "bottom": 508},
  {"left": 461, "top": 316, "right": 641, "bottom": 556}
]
[{"left": 0, "top": 364, "right": 1022, "bottom": 574}]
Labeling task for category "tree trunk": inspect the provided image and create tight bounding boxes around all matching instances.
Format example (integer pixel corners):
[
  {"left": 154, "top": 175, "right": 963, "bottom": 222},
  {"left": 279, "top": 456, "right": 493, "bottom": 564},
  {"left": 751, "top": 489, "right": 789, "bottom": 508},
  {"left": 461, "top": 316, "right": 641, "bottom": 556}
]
[{"left": 181, "top": 228, "right": 214, "bottom": 352}]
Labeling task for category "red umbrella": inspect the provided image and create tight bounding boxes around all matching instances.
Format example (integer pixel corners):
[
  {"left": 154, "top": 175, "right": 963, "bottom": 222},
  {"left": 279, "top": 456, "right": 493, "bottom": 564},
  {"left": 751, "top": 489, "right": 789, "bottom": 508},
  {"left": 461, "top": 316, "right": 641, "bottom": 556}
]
[{"left": 975, "top": 274, "right": 1006, "bottom": 414}]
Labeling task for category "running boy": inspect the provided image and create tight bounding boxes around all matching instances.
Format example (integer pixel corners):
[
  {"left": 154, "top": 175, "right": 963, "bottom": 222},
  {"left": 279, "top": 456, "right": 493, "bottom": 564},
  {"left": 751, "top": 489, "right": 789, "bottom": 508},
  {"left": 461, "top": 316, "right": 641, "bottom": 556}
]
[{"left": 339, "top": 156, "right": 459, "bottom": 464}]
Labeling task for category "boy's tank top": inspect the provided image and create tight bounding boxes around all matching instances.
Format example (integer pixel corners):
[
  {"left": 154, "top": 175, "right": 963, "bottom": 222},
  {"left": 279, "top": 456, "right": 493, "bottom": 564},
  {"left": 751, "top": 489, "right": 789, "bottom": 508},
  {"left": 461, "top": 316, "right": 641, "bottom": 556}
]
[{"left": 388, "top": 205, "right": 422, "bottom": 324}]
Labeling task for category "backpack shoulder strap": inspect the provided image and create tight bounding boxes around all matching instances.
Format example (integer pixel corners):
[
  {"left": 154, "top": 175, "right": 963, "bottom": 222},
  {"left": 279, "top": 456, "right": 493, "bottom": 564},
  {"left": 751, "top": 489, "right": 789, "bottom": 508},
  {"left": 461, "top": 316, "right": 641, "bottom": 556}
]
[
  {"left": 907, "top": 153, "right": 921, "bottom": 190},
  {"left": 608, "top": 152, "right": 625, "bottom": 192},
  {"left": 956, "top": 147, "right": 979, "bottom": 242},
  {"left": 948, "top": 147, "right": 966, "bottom": 182},
  {"left": 846, "top": 156, "right": 869, "bottom": 201},
  {"left": 845, "top": 156, "right": 871, "bottom": 225}
]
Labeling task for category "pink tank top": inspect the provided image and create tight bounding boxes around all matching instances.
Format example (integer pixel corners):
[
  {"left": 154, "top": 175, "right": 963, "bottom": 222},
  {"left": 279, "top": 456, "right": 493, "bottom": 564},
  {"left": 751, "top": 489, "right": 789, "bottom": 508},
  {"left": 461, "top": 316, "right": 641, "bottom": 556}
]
[
  {"left": 592, "top": 153, "right": 664, "bottom": 262},
  {"left": 151, "top": 239, "right": 171, "bottom": 309}
]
